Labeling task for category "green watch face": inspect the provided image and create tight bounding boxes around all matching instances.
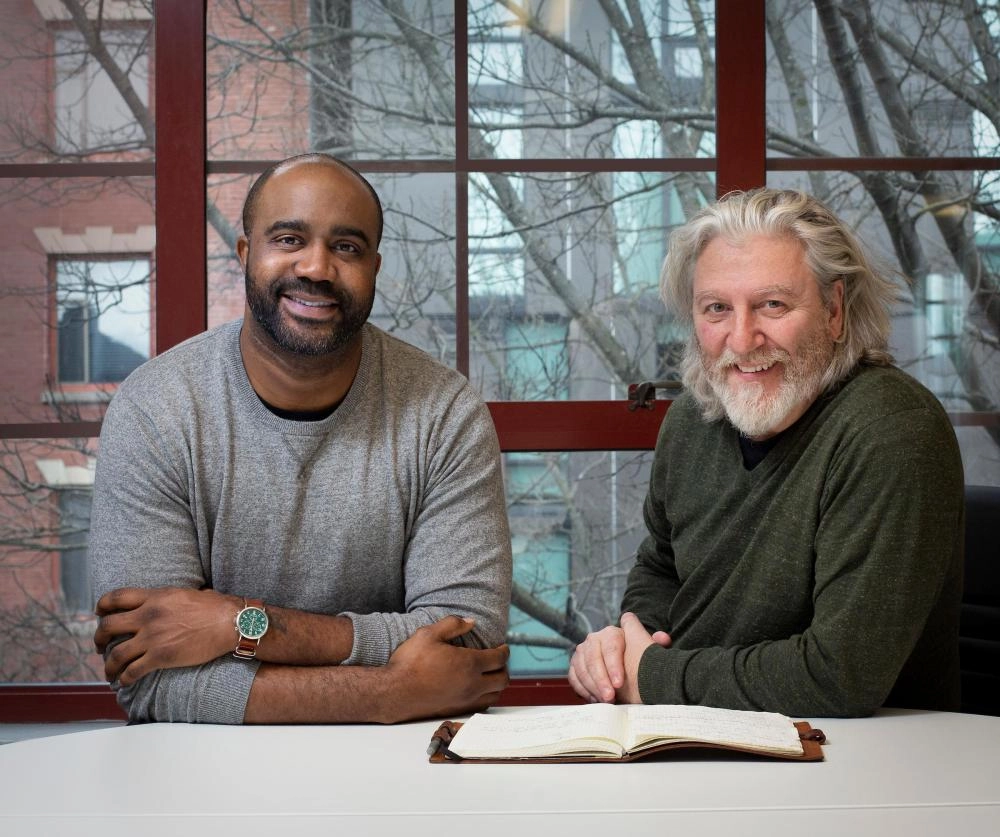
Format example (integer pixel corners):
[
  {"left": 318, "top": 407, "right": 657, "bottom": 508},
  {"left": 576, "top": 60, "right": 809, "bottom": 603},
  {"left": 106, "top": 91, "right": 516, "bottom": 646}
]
[{"left": 237, "top": 606, "right": 269, "bottom": 639}]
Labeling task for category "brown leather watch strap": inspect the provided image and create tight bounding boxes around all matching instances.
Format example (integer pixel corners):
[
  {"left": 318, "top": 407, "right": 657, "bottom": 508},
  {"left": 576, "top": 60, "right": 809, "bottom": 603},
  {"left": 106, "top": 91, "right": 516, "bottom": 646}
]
[
  {"left": 234, "top": 635, "right": 258, "bottom": 658},
  {"left": 233, "top": 598, "right": 267, "bottom": 659}
]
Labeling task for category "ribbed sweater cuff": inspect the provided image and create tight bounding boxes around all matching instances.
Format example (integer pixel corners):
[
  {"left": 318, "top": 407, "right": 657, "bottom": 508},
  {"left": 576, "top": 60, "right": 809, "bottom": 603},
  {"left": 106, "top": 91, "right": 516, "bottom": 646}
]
[
  {"left": 637, "top": 643, "right": 691, "bottom": 705},
  {"left": 343, "top": 613, "right": 391, "bottom": 667}
]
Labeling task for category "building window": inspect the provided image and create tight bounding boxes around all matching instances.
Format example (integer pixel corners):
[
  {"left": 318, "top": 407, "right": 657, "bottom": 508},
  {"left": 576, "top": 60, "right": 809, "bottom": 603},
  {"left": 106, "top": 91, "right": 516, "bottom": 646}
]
[
  {"left": 58, "top": 487, "right": 93, "bottom": 615},
  {"left": 55, "top": 258, "right": 151, "bottom": 384},
  {"left": 53, "top": 25, "right": 149, "bottom": 154}
]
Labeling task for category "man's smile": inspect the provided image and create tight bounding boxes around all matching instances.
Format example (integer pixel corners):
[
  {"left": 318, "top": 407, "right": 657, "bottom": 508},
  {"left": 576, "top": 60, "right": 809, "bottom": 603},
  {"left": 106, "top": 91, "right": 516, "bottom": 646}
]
[
  {"left": 735, "top": 359, "right": 777, "bottom": 374},
  {"left": 280, "top": 291, "right": 341, "bottom": 321},
  {"left": 287, "top": 295, "right": 335, "bottom": 308},
  {"left": 713, "top": 349, "right": 789, "bottom": 385}
]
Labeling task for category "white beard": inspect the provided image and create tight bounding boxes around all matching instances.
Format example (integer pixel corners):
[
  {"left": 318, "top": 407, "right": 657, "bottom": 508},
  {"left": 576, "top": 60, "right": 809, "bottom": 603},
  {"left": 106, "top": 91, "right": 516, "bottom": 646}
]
[
  {"left": 703, "top": 329, "right": 834, "bottom": 439},
  {"left": 712, "top": 375, "right": 813, "bottom": 438}
]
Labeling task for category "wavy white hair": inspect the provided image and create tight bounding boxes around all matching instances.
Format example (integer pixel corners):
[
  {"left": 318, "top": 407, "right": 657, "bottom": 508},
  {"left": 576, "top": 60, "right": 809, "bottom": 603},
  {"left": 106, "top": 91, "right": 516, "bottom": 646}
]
[{"left": 660, "top": 188, "right": 902, "bottom": 419}]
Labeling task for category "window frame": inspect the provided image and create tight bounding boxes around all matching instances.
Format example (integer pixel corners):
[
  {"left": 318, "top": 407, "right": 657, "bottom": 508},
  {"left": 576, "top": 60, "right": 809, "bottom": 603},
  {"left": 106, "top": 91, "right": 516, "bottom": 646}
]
[{"left": 2, "top": 0, "right": 998, "bottom": 721}]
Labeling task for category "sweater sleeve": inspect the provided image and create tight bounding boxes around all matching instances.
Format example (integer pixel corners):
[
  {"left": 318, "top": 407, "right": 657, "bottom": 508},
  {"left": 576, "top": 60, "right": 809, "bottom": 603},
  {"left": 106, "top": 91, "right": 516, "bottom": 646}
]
[
  {"left": 635, "top": 404, "right": 964, "bottom": 717},
  {"left": 88, "top": 392, "right": 256, "bottom": 724},
  {"left": 341, "top": 388, "right": 513, "bottom": 666}
]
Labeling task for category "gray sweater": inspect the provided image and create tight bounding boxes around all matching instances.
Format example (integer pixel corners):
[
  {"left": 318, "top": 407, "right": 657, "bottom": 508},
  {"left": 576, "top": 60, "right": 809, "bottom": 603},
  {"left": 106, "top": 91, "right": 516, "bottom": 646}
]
[{"left": 89, "top": 321, "right": 512, "bottom": 723}]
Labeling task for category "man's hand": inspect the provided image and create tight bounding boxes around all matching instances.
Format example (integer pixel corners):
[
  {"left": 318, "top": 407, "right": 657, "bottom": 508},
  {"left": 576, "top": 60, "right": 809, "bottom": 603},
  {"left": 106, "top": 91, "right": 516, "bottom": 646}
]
[
  {"left": 616, "top": 612, "right": 671, "bottom": 703},
  {"left": 568, "top": 625, "right": 625, "bottom": 703},
  {"left": 94, "top": 587, "right": 241, "bottom": 686},
  {"left": 379, "top": 615, "right": 509, "bottom": 723},
  {"left": 568, "top": 612, "right": 671, "bottom": 704}
]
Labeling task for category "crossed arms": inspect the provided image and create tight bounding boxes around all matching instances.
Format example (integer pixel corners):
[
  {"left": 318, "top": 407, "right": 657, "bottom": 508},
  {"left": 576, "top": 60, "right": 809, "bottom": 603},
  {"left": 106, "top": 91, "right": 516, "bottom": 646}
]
[{"left": 94, "top": 587, "right": 508, "bottom": 723}]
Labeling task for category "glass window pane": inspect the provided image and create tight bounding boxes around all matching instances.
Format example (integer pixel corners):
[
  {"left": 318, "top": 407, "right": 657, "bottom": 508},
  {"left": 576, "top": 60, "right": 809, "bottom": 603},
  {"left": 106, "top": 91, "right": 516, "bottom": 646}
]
[
  {"left": 503, "top": 322, "right": 569, "bottom": 401},
  {"left": 470, "top": 251, "right": 525, "bottom": 299},
  {"left": 0, "top": 4, "right": 153, "bottom": 163},
  {"left": 0, "top": 178, "right": 155, "bottom": 424},
  {"left": 54, "top": 29, "right": 150, "bottom": 155},
  {"left": 208, "top": 171, "right": 457, "bottom": 362},
  {"left": 0, "top": 437, "right": 103, "bottom": 683},
  {"left": 765, "top": 1, "right": 999, "bottom": 158},
  {"left": 470, "top": 0, "right": 716, "bottom": 159},
  {"left": 666, "top": 0, "right": 715, "bottom": 38},
  {"left": 468, "top": 169, "right": 715, "bottom": 400},
  {"left": 506, "top": 449, "right": 655, "bottom": 677},
  {"left": 207, "top": 0, "right": 456, "bottom": 161},
  {"left": 470, "top": 106, "right": 524, "bottom": 162},
  {"left": 56, "top": 260, "right": 151, "bottom": 384},
  {"left": 768, "top": 169, "right": 1000, "bottom": 485}
]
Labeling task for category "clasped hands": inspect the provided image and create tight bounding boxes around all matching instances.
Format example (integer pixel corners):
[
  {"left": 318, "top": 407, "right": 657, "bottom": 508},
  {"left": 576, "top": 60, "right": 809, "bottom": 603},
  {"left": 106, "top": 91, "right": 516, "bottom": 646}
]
[{"left": 568, "top": 612, "right": 671, "bottom": 704}]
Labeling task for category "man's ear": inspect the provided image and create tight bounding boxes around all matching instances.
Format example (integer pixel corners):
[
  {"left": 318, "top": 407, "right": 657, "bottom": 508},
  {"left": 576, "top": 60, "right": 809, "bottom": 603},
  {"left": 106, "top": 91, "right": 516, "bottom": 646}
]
[
  {"left": 828, "top": 279, "right": 845, "bottom": 341},
  {"left": 236, "top": 236, "right": 250, "bottom": 271}
]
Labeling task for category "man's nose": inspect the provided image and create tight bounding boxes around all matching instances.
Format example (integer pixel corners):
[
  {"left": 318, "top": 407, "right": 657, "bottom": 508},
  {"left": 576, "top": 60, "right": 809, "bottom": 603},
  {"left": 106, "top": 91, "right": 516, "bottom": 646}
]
[
  {"left": 728, "top": 310, "right": 765, "bottom": 355},
  {"left": 294, "top": 242, "right": 335, "bottom": 281}
]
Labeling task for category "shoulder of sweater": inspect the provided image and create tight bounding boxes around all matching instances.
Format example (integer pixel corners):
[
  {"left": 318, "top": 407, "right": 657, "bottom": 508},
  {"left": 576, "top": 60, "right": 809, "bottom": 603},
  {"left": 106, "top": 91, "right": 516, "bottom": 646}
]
[
  {"left": 110, "top": 321, "right": 237, "bottom": 407},
  {"left": 360, "top": 327, "right": 495, "bottom": 448},
  {"left": 364, "top": 324, "right": 478, "bottom": 401},
  {"left": 825, "top": 364, "right": 950, "bottom": 428},
  {"left": 662, "top": 390, "right": 710, "bottom": 434},
  {"left": 799, "top": 364, "right": 961, "bottom": 479}
]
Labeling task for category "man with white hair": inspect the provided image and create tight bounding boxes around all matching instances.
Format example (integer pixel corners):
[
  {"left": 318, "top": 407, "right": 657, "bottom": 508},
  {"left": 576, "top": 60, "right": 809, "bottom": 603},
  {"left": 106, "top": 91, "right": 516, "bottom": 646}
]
[{"left": 569, "top": 189, "right": 963, "bottom": 717}]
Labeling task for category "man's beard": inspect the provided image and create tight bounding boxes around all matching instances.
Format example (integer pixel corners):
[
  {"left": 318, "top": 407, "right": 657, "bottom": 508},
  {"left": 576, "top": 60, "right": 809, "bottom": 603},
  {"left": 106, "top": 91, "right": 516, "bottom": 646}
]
[
  {"left": 701, "top": 327, "right": 835, "bottom": 439},
  {"left": 244, "top": 270, "right": 374, "bottom": 357}
]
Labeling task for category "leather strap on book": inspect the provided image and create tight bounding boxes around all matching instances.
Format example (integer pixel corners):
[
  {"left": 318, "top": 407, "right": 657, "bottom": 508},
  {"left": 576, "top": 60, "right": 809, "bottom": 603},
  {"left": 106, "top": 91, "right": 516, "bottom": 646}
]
[{"left": 426, "top": 720, "right": 461, "bottom": 761}]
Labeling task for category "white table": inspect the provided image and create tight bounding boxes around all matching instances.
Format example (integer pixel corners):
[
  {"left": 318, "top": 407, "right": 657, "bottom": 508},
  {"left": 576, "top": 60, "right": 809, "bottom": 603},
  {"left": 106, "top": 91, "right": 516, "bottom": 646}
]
[{"left": 1, "top": 708, "right": 997, "bottom": 836}]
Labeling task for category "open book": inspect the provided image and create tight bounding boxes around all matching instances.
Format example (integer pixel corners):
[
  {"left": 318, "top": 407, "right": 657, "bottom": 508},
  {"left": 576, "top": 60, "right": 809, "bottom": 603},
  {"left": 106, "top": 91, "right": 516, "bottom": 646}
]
[{"left": 428, "top": 704, "right": 825, "bottom": 763}]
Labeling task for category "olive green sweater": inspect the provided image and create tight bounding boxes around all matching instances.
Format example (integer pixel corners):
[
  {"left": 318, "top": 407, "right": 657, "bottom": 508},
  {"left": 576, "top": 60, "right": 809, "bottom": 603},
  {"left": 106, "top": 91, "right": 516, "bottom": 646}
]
[{"left": 623, "top": 364, "right": 963, "bottom": 717}]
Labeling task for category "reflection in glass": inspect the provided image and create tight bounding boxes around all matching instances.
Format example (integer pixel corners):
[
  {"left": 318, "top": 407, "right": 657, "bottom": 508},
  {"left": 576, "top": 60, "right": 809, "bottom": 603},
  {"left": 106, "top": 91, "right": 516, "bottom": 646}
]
[
  {"left": 613, "top": 123, "right": 666, "bottom": 295},
  {"left": 56, "top": 259, "right": 150, "bottom": 384},
  {"left": 0, "top": 178, "right": 154, "bottom": 424},
  {"left": 54, "top": 28, "right": 150, "bottom": 155},
  {"left": 0, "top": 4, "right": 153, "bottom": 163}
]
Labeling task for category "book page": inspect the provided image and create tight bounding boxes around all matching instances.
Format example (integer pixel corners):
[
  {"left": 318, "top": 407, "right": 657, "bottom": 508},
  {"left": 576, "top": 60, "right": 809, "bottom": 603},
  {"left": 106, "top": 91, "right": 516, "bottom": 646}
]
[
  {"left": 624, "top": 704, "right": 803, "bottom": 756},
  {"left": 447, "top": 704, "right": 630, "bottom": 759}
]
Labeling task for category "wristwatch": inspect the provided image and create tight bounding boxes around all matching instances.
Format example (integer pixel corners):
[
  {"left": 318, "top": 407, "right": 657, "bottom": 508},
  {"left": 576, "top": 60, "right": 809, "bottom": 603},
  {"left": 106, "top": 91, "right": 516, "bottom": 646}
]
[{"left": 234, "top": 598, "right": 269, "bottom": 659}]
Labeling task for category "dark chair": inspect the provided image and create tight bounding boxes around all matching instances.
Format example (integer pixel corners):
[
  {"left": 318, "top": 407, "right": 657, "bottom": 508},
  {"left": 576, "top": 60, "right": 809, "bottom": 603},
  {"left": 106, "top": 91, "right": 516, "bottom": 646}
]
[{"left": 960, "top": 485, "right": 1000, "bottom": 716}]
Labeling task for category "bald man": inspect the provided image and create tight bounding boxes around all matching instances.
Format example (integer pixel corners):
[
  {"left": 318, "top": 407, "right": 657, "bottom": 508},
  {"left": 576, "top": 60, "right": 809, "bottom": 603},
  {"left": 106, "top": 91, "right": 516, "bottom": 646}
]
[{"left": 91, "top": 154, "right": 512, "bottom": 724}]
